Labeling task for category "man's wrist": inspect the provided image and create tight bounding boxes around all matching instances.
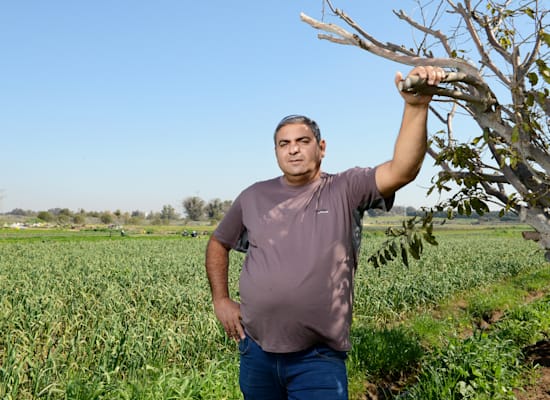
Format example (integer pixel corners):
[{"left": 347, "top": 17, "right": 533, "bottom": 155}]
[
  {"left": 404, "top": 100, "right": 430, "bottom": 109},
  {"left": 213, "top": 296, "right": 231, "bottom": 306}
]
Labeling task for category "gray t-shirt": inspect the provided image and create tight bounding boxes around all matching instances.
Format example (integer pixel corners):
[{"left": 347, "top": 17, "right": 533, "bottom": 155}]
[{"left": 214, "top": 167, "right": 393, "bottom": 352}]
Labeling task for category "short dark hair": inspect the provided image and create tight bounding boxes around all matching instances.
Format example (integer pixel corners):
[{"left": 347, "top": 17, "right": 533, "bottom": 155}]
[{"left": 274, "top": 115, "right": 321, "bottom": 144}]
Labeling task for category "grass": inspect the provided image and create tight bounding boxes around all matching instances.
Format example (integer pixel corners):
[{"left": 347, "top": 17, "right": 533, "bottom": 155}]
[
  {"left": 0, "top": 226, "right": 547, "bottom": 399},
  {"left": 0, "top": 225, "right": 214, "bottom": 242},
  {"left": 347, "top": 256, "right": 550, "bottom": 399},
  {"left": 399, "top": 295, "right": 550, "bottom": 399},
  {"left": 0, "top": 237, "right": 241, "bottom": 399}
]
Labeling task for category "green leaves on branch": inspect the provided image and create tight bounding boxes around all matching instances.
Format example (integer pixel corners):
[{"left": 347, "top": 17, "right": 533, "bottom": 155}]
[
  {"left": 446, "top": 190, "right": 492, "bottom": 218},
  {"left": 536, "top": 59, "right": 550, "bottom": 85},
  {"left": 368, "top": 191, "right": 492, "bottom": 268},
  {"left": 368, "top": 212, "right": 438, "bottom": 268}
]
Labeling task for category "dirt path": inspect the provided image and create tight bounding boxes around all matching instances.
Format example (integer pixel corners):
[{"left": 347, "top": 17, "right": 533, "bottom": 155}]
[
  {"left": 363, "top": 292, "right": 550, "bottom": 399},
  {"left": 515, "top": 339, "right": 550, "bottom": 400},
  {"left": 364, "top": 339, "right": 550, "bottom": 400}
]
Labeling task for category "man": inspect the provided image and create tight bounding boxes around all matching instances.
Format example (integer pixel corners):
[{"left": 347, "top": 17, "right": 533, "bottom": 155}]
[{"left": 205, "top": 66, "right": 445, "bottom": 399}]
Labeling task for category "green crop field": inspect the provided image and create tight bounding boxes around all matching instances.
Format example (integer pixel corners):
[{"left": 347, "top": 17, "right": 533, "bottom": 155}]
[{"left": 0, "top": 228, "right": 548, "bottom": 399}]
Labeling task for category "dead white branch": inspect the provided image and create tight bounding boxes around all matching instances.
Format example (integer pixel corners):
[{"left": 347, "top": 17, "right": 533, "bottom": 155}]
[{"left": 300, "top": 12, "right": 480, "bottom": 76}]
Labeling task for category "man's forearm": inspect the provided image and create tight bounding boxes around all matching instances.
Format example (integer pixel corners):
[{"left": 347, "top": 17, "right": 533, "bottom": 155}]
[
  {"left": 205, "top": 235, "right": 231, "bottom": 303},
  {"left": 392, "top": 103, "right": 429, "bottom": 181},
  {"left": 205, "top": 235, "right": 244, "bottom": 341},
  {"left": 375, "top": 103, "right": 429, "bottom": 197},
  {"left": 375, "top": 66, "right": 443, "bottom": 197}
]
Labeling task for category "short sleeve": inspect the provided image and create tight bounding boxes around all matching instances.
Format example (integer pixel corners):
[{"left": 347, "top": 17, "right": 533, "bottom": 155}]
[
  {"left": 343, "top": 167, "right": 394, "bottom": 213},
  {"left": 213, "top": 194, "right": 246, "bottom": 251}
]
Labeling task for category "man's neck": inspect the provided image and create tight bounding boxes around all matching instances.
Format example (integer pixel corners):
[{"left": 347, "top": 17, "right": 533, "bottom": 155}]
[{"left": 283, "top": 171, "right": 322, "bottom": 187}]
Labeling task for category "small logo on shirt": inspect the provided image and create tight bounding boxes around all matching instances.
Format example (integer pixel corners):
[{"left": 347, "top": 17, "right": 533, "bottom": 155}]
[{"left": 316, "top": 209, "right": 329, "bottom": 214}]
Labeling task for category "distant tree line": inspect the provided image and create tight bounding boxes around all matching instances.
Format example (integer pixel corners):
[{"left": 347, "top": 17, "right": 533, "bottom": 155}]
[
  {"left": 181, "top": 197, "right": 233, "bottom": 222},
  {"left": 3, "top": 198, "right": 518, "bottom": 226},
  {"left": 366, "top": 206, "right": 519, "bottom": 222},
  {"left": 2, "top": 197, "right": 235, "bottom": 226}
]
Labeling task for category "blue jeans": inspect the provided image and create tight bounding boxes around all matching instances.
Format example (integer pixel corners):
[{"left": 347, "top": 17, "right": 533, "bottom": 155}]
[{"left": 239, "top": 335, "right": 348, "bottom": 400}]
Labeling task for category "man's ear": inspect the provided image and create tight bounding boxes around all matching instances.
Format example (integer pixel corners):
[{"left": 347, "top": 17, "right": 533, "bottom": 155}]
[{"left": 320, "top": 139, "right": 327, "bottom": 157}]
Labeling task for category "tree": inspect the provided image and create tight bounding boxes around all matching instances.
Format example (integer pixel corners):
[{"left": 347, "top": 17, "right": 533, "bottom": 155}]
[
  {"left": 205, "top": 198, "right": 224, "bottom": 220},
  {"left": 182, "top": 196, "right": 205, "bottom": 221},
  {"left": 100, "top": 211, "right": 114, "bottom": 225},
  {"left": 57, "top": 208, "right": 73, "bottom": 219},
  {"left": 130, "top": 210, "right": 145, "bottom": 225},
  {"left": 222, "top": 200, "right": 233, "bottom": 214},
  {"left": 146, "top": 211, "right": 162, "bottom": 225},
  {"left": 8, "top": 208, "right": 29, "bottom": 216},
  {"left": 73, "top": 214, "right": 85, "bottom": 225},
  {"left": 37, "top": 211, "right": 54, "bottom": 222},
  {"left": 160, "top": 204, "right": 179, "bottom": 221},
  {"left": 131, "top": 210, "right": 145, "bottom": 219},
  {"left": 121, "top": 211, "right": 132, "bottom": 224},
  {"left": 302, "top": 0, "right": 549, "bottom": 262}
]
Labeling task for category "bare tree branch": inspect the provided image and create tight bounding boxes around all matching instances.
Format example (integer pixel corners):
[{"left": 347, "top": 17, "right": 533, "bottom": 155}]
[
  {"left": 394, "top": 9, "right": 455, "bottom": 57},
  {"left": 300, "top": 12, "right": 480, "bottom": 76},
  {"left": 442, "top": 170, "right": 509, "bottom": 183},
  {"left": 448, "top": 0, "right": 512, "bottom": 85},
  {"left": 480, "top": 179, "right": 518, "bottom": 207},
  {"left": 477, "top": 13, "right": 514, "bottom": 63},
  {"left": 398, "top": 72, "right": 497, "bottom": 105},
  {"left": 518, "top": 12, "right": 545, "bottom": 77}
]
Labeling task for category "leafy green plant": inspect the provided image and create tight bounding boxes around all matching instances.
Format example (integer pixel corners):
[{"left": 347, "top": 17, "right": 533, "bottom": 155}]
[
  {"left": 368, "top": 190, "right": 496, "bottom": 268},
  {"left": 400, "top": 295, "right": 550, "bottom": 399},
  {"left": 0, "top": 231, "right": 545, "bottom": 399},
  {"left": 367, "top": 210, "right": 438, "bottom": 268}
]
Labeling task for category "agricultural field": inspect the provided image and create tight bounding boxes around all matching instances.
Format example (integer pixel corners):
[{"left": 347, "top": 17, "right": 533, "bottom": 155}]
[{"left": 0, "top": 226, "right": 549, "bottom": 399}]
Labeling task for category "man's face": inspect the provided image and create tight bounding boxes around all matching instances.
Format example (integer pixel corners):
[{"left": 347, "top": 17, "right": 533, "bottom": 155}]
[{"left": 274, "top": 123, "right": 326, "bottom": 186}]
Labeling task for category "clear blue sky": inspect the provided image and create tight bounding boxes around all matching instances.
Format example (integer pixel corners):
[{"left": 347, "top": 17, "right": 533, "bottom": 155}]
[{"left": 1, "top": 1, "right": 447, "bottom": 214}]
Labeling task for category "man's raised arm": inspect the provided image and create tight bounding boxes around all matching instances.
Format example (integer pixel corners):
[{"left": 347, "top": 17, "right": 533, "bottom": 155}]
[{"left": 375, "top": 66, "right": 445, "bottom": 198}]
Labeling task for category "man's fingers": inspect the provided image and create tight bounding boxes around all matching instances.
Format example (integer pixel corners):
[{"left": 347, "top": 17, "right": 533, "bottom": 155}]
[
  {"left": 236, "top": 324, "right": 245, "bottom": 340},
  {"left": 395, "top": 71, "right": 404, "bottom": 87},
  {"left": 226, "top": 323, "right": 244, "bottom": 341},
  {"left": 222, "top": 317, "right": 244, "bottom": 340},
  {"left": 424, "top": 66, "right": 445, "bottom": 85},
  {"left": 214, "top": 298, "right": 244, "bottom": 340},
  {"left": 407, "top": 66, "right": 446, "bottom": 86},
  {"left": 427, "top": 67, "right": 445, "bottom": 85}
]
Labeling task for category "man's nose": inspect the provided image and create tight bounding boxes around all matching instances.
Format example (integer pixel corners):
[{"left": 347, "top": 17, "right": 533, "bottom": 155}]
[{"left": 289, "top": 143, "right": 300, "bottom": 154}]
